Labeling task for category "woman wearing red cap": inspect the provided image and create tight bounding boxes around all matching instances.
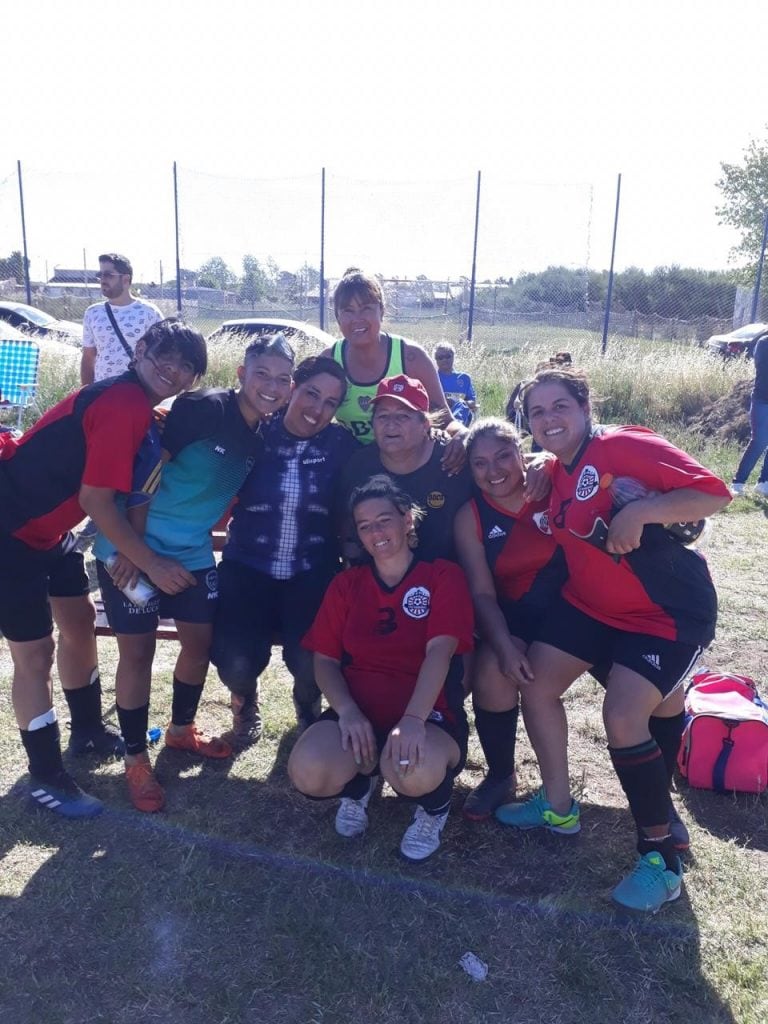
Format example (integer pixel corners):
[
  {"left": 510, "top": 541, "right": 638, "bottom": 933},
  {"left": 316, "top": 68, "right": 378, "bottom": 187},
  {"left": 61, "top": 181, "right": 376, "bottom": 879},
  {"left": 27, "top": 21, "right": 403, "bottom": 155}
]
[
  {"left": 321, "top": 268, "right": 466, "bottom": 470},
  {"left": 339, "top": 373, "right": 473, "bottom": 563}
]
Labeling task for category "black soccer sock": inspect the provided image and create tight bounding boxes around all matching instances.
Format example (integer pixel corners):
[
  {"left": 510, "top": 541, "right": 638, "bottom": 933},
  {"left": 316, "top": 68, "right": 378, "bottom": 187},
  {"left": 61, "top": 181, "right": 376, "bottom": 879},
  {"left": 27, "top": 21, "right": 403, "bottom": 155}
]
[
  {"left": 340, "top": 773, "right": 375, "bottom": 800},
  {"left": 648, "top": 711, "right": 685, "bottom": 785},
  {"left": 609, "top": 739, "right": 678, "bottom": 872},
  {"left": 117, "top": 703, "right": 150, "bottom": 757},
  {"left": 20, "top": 721, "right": 65, "bottom": 780},
  {"left": 473, "top": 703, "right": 519, "bottom": 779},
  {"left": 416, "top": 770, "right": 453, "bottom": 817},
  {"left": 63, "top": 671, "right": 104, "bottom": 731},
  {"left": 171, "top": 677, "right": 204, "bottom": 726}
]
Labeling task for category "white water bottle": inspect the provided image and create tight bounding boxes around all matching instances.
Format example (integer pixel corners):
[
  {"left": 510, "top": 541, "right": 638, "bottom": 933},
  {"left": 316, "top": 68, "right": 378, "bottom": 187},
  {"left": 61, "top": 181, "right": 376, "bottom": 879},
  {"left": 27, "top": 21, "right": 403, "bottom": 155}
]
[{"left": 105, "top": 555, "right": 159, "bottom": 609}]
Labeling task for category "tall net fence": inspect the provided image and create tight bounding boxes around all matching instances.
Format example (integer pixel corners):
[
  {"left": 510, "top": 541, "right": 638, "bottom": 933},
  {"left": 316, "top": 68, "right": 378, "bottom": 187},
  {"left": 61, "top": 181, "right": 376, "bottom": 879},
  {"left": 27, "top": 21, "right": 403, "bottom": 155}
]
[{"left": 0, "top": 161, "right": 764, "bottom": 353}]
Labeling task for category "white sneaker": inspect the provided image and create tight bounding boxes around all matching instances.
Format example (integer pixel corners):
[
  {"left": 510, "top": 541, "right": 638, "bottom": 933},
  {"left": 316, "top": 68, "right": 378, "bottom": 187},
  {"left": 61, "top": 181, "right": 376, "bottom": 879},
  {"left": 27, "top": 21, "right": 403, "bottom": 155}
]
[
  {"left": 399, "top": 805, "right": 449, "bottom": 862},
  {"left": 754, "top": 481, "right": 768, "bottom": 497},
  {"left": 730, "top": 482, "right": 745, "bottom": 496},
  {"left": 335, "top": 777, "right": 376, "bottom": 838}
]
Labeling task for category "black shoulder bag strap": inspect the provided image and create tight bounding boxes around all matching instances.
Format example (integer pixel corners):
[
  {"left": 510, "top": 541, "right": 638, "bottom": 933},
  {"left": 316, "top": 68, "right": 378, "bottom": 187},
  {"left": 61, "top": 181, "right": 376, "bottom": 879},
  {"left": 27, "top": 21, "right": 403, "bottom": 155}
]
[{"left": 104, "top": 302, "right": 135, "bottom": 360}]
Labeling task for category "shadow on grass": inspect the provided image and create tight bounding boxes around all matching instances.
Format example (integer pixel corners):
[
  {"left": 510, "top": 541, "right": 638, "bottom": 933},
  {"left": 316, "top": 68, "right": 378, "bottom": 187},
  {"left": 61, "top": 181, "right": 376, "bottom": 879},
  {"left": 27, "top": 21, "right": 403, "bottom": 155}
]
[
  {"left": 676, "top": 783, "right": 768, "bottom": 851},
  {"left": 0, "top": 776, "right": 741, "bottom": 1024}
]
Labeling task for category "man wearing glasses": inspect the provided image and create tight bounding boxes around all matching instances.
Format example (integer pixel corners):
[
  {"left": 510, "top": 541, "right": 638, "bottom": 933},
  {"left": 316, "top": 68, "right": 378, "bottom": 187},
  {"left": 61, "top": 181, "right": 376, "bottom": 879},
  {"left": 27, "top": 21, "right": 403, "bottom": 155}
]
[{"left": 80, "top": 252, "right": 163, "bottom": 385}]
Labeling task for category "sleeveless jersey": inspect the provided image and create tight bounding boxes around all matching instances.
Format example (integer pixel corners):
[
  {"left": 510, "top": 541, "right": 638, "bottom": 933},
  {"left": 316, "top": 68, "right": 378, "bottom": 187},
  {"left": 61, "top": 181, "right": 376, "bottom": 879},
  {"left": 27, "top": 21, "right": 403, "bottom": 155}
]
[
  {"left": 332, "top": 334, "right": 405, "bottom": 443},
  {"left": 471, "top": 493, "right": 565, "bottom": 608}
]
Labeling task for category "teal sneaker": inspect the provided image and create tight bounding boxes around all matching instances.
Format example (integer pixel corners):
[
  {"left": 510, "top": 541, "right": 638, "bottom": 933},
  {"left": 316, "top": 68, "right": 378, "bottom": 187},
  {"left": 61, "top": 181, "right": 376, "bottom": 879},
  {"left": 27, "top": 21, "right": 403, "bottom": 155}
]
[
  {"left": 495, "top": 787, "right": 580, "bottom": 834},
  {"left": 612, "top": 851, "right": 682, "bottom": 913}
]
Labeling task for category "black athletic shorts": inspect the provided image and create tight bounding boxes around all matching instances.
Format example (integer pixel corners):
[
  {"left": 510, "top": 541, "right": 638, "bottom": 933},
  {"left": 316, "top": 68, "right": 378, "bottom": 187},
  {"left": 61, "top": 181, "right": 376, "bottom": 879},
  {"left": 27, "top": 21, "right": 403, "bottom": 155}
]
[
  {"left": 0, "top": 532, "right": 89, "bottom": 642},
  {"left": 96, "top": 560, "right": 219, "bottom": 634},
  {"left": 536, "top": 596, "right": 702, "bottom": 697},
  {"left": 318, "top": 704, "right": 469, "bottom": 776},
  {"left": 499, "top": 598, "right": 547, "bottom": 647}
]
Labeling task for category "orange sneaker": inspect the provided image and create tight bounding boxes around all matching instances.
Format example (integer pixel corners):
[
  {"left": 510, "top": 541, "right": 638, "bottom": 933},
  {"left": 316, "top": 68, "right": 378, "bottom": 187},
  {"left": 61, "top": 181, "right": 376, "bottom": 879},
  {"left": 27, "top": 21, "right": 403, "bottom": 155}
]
[
  {"left": 164, "top": 724, "right": 232, "bottom": 759},
  {"left": 125, "top": 760, "right": 165, "bottom": 813}
]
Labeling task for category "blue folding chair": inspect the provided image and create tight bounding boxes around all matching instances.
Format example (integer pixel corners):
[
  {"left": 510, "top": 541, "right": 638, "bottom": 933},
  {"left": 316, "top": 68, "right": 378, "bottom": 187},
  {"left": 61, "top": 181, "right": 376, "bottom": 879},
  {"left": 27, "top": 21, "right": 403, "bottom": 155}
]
[{"left": 0, "top": 337, "right": 40, "bottom": 430}]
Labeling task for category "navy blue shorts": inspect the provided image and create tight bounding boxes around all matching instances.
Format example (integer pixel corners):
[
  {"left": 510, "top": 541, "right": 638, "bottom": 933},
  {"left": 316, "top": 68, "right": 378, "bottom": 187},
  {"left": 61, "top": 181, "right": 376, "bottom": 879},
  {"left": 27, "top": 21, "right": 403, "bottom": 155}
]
[
  {"left": 536, "top": 596, "right": 702, "bottom": 697},
  {"left": 0, "top": 532, "right": 88, "bottom": 642},
  {"left": 96, "top": 560, "right": 218, "bottom": 634}
]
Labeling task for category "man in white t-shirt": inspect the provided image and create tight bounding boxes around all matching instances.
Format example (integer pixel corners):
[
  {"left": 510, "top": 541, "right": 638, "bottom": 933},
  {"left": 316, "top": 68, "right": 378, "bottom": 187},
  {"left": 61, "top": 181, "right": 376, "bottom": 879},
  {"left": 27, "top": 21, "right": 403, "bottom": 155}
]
[{"left": 80, "top": 253, "right": 163, "bottom": 384}]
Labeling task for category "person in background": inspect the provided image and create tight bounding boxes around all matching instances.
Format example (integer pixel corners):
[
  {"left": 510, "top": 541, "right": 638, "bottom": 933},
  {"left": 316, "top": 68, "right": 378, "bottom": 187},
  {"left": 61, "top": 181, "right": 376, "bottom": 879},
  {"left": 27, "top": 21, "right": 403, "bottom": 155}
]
[
  {"left": 80, "top": 252, "right": 163, "bottom": 385},
  {"left": 95, "top": 334, "right": 294, "bottom": 812},
  {"left": 288, "top": 475, "right": 474, "bottom": 862},
  {"left": 211, "top": 356, "right": 360, "bottom": 744},
  {"left": 0, "top": 318, "right": 206, "bottom": 818},
  {"left": 320, "top": 267, "right": 466, "bottom": 471},
  {"left": 434, "top": 342, "right": 477, "bottom": 426},
  {"left": 731, "top": 327, "right": 768, "bottom": 496},
  {"left": 495, "top": 367, "right": 730, "bottom": 913},
  {"left": 454, "top": 418, "right": 566, "bottom": 821}
]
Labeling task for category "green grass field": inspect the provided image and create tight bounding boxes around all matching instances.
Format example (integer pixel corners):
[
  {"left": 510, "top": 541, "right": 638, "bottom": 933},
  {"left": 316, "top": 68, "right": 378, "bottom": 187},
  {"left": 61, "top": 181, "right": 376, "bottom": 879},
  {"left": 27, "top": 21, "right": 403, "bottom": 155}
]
[{"left": 1, "top": 333, "right": 766, "bottom": 1024}]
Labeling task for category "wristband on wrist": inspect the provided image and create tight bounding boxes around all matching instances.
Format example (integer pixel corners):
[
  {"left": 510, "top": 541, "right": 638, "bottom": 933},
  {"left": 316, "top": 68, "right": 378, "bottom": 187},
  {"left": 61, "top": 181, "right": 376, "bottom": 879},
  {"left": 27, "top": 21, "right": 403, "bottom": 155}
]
[{"left": 403, "top": 713, "right": 426, "bottom": 724}]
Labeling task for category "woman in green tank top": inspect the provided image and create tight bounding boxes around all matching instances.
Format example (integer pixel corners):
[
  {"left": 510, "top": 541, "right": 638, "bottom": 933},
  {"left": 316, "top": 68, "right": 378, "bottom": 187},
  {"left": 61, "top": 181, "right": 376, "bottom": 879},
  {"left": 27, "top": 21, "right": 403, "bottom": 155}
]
[{"left": 321, "top": 268, "right": 466, "bottom": 470}]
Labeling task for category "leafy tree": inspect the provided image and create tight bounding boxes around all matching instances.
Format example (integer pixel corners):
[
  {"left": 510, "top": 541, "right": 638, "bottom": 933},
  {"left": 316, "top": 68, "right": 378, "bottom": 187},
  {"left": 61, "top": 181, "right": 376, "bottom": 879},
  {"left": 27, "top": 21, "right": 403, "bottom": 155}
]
[
  {"left": 716, "top": 131, "right": 768, "bottom": 273},
  {"left": 0, "top": 250, "right": 27, "bottom": 282},
  {"left": 197, "top": 256, "right": 238, "bottom": 291},
  {"left": 240, "top": 254, "right": 268, "bottom": 308}
]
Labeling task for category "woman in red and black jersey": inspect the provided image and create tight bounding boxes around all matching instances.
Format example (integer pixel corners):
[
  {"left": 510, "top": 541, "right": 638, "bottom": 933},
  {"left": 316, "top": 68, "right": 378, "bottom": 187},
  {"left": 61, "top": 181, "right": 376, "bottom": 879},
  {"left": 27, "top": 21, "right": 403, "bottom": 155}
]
[
  {"left": 454, "top": 418, "right": 565, "bottom": 821},
  {"left": 288, "top": 474, "right": 474, "bottom": 863},
  {"left": 495, "top": 368, "right": 731, "bottom": 912}
]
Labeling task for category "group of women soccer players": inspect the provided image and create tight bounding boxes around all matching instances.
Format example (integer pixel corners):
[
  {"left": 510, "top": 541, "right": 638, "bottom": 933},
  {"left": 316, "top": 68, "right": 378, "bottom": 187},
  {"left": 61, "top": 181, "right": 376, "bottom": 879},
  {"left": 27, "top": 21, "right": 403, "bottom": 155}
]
[{"left": 0, "top": 267, "right": 731, "bottom": 914}]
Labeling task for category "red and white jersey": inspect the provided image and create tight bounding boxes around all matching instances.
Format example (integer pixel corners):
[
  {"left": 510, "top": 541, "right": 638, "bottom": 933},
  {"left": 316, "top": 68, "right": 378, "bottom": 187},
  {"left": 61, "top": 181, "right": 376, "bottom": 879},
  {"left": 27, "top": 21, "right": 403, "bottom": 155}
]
[
  {"left": 549, "top": 426, "right": 730, "bottom": 644},
  {"left": 303, "top": 558, "right": 474, "bottom": 732}
]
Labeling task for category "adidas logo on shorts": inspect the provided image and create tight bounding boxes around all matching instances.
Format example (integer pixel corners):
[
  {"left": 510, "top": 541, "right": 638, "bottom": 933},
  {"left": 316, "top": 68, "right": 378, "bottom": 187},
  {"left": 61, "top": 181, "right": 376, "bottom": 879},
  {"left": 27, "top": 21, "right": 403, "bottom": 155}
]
[
  {"left": 642, "top": 653, "right": 661, "bottom": 670},
  {"left": 487, "top": 524, "right": 507, "bottom": 540}
]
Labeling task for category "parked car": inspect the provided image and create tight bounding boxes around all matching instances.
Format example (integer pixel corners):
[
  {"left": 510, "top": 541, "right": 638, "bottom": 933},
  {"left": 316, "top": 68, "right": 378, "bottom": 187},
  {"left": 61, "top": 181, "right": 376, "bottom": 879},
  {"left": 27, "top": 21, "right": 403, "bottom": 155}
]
[
  {"left": 705, "top": 323, "right": 768, "bottom": 360},
  {"left": 0, "top": 320, "right": 80, "bottom": 359},
  {"left": 207, "top": 317, "right": 335, "bottom": 350},
  {"left": 0, "top": 301, "right": 82, "bottom": 343}
]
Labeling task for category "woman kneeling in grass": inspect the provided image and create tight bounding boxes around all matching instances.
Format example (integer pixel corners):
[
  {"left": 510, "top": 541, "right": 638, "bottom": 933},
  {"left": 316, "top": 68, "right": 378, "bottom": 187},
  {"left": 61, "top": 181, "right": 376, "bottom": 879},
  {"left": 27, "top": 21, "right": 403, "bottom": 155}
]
[
  {"left": 288, "top": 475, "right": 474, "bottom": 862},
  {"left": 494, "top": 367, "right": 730, "bottom": 913}
]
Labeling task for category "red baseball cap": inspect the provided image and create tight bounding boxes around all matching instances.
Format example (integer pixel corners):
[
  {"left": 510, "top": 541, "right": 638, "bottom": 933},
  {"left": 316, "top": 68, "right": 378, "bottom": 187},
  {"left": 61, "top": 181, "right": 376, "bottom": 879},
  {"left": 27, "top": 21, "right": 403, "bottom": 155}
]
[{"left": 371, "top": 374, "right": 429, "bottom": 412}]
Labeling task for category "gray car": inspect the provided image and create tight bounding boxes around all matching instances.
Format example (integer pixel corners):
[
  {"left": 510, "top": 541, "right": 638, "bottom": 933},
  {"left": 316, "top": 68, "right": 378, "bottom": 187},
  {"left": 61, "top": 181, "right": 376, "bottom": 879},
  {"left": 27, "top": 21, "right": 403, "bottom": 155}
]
[{"left": 705, "top": 322, "right": 768, "bottom": 360}]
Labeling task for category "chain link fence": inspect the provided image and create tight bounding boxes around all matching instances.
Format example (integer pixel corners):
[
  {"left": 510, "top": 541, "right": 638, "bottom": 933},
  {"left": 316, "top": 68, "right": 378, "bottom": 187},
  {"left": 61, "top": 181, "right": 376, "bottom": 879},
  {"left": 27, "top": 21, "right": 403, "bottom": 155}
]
[{"left": 1, "top": 163, "right": 764, "bottom": 352}]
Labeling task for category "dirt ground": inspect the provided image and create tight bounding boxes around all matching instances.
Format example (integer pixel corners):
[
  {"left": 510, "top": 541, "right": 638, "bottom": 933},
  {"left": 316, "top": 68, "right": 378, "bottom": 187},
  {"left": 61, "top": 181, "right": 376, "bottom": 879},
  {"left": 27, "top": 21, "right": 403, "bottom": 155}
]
[{"left": 686, "top": 378, "right": 752, "bottom": 444}]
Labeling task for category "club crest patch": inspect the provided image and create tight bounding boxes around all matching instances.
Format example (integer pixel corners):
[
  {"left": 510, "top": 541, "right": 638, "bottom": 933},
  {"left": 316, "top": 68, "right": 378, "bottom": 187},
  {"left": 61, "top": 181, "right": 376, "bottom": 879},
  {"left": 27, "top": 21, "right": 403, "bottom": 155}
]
[
  {"left": 392, "top": 381, "right": 405, "bottom": 393},
  {"left": 402, "top": 586, "right": 431, "bottom": 619},
  {"left": 575, "top": 465, "right": 600, "bottom": 501},
  {"left": 358, "top": 395, "right": 372, "bottom": 412},
  {"left": 205, "top": 569, "right": 219, "bottom": 592},
  {"left": 427, "top": 491, "right": 445, "bottom": 509},
  {"left": 532, "top": 510, "right": 552, "bottom": 534}
]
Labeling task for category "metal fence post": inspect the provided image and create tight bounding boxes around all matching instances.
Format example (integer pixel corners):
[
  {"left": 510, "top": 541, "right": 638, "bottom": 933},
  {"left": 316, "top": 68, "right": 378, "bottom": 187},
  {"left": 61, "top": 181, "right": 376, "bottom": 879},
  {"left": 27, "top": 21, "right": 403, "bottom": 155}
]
[
  {"left": 320, "top": 168, "right": 326, "bottom": 330},
  {"left": 601, "top": 172, "right": 622, "bottom": 355},
  {"left": 17, "top": 161, "right": 32, "bottom": 304},
  {"left": 173, "top": 161, "right": 182, "bottom": 314},
  {"left": 467, "top": 170, "right": 481, "bottom": 343},
  {"left": 750, "top": 209, "right": 768, "bottom": 323}
]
